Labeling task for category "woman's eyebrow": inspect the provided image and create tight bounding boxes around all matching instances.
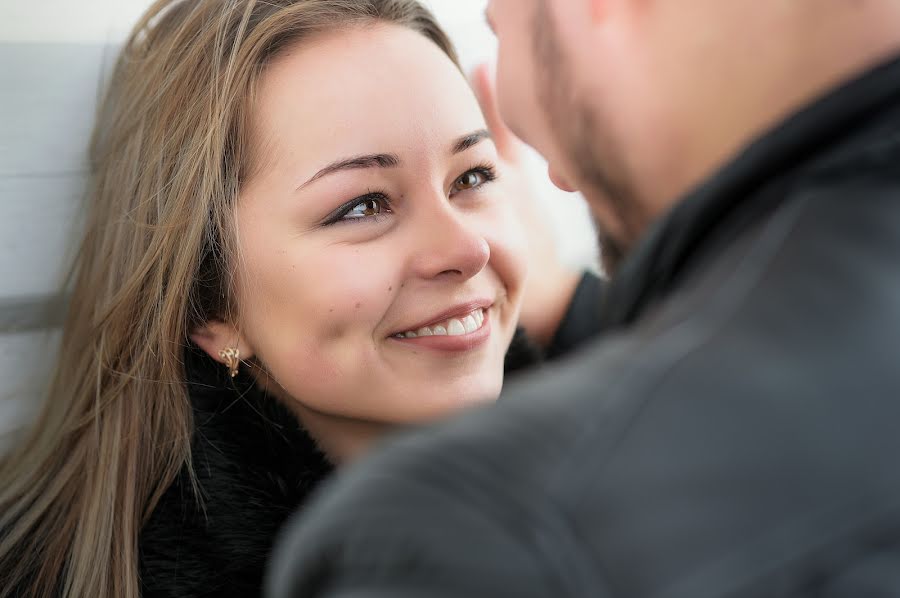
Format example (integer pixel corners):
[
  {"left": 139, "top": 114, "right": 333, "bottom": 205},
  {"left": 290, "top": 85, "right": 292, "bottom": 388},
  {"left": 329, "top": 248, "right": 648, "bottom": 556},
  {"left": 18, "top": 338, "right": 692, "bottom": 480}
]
[
  {"left": 297, "top": 153, "right": 400, "bottom": 191},
  {"left": 295, "top": 130, "right": 491, "bottom": 192},
  {"left": 451, "top": 129, "right": 492, "bottom": 155}
]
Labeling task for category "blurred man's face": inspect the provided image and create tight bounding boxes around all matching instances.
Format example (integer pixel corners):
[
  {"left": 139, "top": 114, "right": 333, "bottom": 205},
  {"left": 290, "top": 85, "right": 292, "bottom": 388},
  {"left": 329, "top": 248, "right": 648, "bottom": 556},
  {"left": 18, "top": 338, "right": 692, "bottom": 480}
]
[
  {"left": 489, "top": 0, "right": 900, "bottom": 275},
  {"left": 487, "top": 0, "right": 652, "bottom": 273}
]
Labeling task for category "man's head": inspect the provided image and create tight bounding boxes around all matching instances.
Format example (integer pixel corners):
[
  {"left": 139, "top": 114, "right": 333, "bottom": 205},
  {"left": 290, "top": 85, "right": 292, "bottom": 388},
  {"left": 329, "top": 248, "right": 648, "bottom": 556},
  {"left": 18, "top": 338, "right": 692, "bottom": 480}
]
[{"left": 486, "top": 0, "right": 900, "bottom": 272}]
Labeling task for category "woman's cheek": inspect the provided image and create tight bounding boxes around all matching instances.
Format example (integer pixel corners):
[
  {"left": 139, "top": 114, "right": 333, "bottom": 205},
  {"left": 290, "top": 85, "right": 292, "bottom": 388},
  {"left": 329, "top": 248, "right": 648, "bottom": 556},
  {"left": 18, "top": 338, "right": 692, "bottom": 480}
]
[
  {"left": 288, "top": 245, "right": 395, "bottom": 338},
  {"left": 242, "top": 241, "right": 393, "bottom": 376},
  {"left": 251, "top": 265, "right": 391, "bottom": 413}
]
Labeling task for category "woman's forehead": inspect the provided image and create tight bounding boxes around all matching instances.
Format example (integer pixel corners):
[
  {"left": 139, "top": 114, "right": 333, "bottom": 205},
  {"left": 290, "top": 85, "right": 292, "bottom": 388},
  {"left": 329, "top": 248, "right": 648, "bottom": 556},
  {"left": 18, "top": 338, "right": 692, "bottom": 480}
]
[{"left": 251, "top": 24, "right": 485, "bottom": 167}]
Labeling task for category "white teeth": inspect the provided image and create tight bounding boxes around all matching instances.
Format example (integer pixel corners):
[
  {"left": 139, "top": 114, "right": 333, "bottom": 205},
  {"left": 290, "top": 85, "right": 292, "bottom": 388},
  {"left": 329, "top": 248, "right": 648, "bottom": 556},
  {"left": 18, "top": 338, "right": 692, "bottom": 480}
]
[
  {"left": 394, "top": 308, "right": 487, "bottom": 339},
  {"left": 447, "top": 319, "right": 466, "bottom": 336},
  {"left": 462, "top": 315, "right": 478, "bottom": 333}
]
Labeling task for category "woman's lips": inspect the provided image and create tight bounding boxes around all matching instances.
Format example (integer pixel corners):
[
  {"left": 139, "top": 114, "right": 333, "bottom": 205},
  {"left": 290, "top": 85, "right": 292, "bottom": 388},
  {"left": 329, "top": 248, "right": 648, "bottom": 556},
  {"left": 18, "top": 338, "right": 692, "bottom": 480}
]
[
  {"left": 394, "top": 307, "right": 486, "bottom": 338},
  {"left": 392, "top": 299, "right": 493, "bottom": 335},
  {"left": 390, "top": 307, "right": 491, "bottom": 352}
]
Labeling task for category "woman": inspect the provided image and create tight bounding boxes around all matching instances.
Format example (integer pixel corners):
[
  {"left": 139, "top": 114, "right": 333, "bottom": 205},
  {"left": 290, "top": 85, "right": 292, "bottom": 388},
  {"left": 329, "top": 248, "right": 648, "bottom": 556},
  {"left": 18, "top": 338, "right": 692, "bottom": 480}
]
[{"left": 0, "top": 1, "right": 601, "bottom": 597}]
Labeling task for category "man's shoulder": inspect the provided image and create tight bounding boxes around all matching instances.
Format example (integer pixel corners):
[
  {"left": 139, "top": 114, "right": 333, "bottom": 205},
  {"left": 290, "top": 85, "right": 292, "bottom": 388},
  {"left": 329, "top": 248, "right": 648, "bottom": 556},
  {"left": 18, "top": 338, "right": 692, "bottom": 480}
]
[
  {"left": 269, "top": 297, "right": 900, "bottom": 598},
  {"left": 264, "top": 334, "right": 722, "bottom": 597}
]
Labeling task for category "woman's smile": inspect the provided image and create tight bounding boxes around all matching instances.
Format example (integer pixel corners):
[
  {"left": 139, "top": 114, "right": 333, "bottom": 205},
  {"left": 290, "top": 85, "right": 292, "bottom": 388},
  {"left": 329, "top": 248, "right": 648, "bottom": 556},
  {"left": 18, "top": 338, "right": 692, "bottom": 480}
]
[{"left": 389, "top": 305, "right": 492, "bottom": 352}]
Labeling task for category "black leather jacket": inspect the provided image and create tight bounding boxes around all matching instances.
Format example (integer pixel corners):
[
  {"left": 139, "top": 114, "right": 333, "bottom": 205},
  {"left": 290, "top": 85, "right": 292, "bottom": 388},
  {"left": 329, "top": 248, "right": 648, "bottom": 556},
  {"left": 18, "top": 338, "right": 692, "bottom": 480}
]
[{"left": 268, "top": 54, "right": 900, "bottom": 598}]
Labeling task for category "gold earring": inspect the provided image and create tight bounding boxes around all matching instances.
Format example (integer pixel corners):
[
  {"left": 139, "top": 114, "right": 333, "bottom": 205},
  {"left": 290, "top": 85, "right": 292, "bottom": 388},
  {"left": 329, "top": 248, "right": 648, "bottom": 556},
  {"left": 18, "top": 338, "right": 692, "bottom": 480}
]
[{"left": 218, "top": 347, "right": 240, "bottom": 378}]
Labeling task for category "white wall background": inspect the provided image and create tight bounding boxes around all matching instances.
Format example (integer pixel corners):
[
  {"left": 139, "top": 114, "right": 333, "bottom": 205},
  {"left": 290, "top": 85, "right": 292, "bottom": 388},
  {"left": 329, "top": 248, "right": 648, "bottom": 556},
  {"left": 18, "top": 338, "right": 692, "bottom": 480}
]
[{"left": 0, "top": 0, "right": 596, "bottom": 445}]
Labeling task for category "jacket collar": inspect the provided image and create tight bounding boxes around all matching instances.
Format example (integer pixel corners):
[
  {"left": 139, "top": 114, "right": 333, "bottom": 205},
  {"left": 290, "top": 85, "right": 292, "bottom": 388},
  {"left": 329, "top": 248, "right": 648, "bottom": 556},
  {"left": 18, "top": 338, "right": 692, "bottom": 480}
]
[{"left": 599, "top": 52, "right": 900, "bottom": 329}]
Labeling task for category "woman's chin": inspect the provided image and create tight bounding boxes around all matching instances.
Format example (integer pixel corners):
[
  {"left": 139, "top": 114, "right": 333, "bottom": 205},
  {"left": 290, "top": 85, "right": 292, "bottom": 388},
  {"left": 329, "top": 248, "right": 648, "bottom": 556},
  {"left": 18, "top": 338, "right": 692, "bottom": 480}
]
[{"left": 409, "top": 376, "right": 503, "bottom": 423}]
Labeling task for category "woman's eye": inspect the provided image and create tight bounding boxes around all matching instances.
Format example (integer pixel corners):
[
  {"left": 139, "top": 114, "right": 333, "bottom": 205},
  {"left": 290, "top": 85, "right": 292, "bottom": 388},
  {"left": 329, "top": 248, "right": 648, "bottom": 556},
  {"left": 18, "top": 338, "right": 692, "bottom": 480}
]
[
  {"left": 342, "top": 196, "right": 389, "bottom": 221},
  {"left": 450, "top": 166, "right": 497, "bottom": 195},
  {"left": 453, "top": 171, "right": 485, "bottom": 192}
]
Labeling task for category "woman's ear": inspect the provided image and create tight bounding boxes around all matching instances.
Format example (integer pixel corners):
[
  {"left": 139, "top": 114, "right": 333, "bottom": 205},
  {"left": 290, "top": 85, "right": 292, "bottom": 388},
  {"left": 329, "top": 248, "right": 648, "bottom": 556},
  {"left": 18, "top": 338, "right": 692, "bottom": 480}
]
[{"left": 190, "top": 319, "right": 255, "bottom": 365}]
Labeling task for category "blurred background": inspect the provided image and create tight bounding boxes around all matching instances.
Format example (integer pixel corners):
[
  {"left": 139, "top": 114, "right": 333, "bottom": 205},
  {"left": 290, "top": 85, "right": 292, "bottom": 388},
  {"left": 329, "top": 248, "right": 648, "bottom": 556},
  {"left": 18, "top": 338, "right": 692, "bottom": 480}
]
[{"left": 0, "top": 0, "right": 597, "bottom": 447}]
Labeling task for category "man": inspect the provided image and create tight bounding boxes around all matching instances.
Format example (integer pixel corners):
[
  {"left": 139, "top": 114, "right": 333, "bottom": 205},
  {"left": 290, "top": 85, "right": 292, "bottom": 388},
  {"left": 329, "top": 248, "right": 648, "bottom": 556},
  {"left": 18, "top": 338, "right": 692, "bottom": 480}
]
[{"left": 267, "top": 0, "right": 900, "bottom": 595}]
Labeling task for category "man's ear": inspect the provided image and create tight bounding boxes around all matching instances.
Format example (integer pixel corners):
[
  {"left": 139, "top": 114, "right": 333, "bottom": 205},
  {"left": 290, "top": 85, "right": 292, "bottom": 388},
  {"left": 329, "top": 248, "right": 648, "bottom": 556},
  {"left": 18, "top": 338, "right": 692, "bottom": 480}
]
[{"left": 190, "top": 318, "right": 255, "bottom": 366}]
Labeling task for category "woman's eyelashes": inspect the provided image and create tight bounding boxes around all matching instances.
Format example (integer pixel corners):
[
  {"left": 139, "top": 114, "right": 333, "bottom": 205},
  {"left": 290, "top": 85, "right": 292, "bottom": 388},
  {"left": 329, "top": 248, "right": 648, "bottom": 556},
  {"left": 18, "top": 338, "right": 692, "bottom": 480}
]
[
  {"left": 322, "top": 191, "right": 392, "bottom": 226},
  {"left": 449, "top": 163, "right": 497, "bottom": 197},
  {"left": 322, "top": 163, "right": 499, "bottom": 226}
]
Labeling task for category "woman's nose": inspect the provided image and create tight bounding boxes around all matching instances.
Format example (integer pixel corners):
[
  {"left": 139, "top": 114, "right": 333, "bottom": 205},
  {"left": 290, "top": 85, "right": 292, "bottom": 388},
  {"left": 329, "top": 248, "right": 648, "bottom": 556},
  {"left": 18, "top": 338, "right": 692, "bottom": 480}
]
[{"left": 409, "top": 202, "right": 491, "bottom": 281}]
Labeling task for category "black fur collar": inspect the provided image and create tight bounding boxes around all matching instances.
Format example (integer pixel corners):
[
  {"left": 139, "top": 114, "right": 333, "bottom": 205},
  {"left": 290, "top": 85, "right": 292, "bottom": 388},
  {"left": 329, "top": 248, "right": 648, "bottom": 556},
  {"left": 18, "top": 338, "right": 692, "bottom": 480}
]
[
  {"left": 139, "top": 347, "right": 332, "bottom": 598},
  {"left": 139, "top": 329, "right": 541, "bottom": 597}
]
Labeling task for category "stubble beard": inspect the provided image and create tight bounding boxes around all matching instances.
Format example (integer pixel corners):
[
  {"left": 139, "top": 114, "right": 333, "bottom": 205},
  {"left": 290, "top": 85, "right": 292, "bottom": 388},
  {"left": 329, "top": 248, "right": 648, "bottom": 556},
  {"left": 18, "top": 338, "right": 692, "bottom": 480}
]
[{"left": 532, "top": 0, "right": 648, "bottom": 275}]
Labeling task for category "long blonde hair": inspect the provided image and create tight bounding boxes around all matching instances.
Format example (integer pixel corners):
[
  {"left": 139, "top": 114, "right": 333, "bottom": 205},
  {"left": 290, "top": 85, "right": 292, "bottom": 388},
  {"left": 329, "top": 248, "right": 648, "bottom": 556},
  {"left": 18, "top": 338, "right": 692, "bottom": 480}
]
[{"left": 0, "top": 2, "right": 456, "bottom": 596}]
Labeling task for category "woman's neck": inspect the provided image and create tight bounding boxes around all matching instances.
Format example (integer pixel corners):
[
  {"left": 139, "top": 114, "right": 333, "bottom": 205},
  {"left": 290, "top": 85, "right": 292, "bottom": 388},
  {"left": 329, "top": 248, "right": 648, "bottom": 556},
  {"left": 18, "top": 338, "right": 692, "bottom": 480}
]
[{"left": 283, "top": 400, "right": 395, "bottom": 464}]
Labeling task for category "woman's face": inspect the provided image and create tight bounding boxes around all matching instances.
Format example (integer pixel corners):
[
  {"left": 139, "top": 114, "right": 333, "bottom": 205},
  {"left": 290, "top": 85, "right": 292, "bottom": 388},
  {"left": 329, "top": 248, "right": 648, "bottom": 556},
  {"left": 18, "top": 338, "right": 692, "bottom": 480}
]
[{"left": 228, "top": 24, "right": 527, "bottom": 427}]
